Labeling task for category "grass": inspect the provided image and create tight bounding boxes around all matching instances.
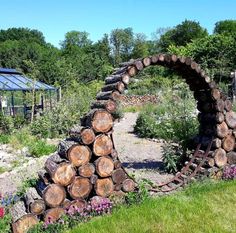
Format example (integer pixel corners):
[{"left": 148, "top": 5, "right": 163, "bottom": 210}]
[{"left": 69, "top": 180, "right": 236, "bottom": 233}]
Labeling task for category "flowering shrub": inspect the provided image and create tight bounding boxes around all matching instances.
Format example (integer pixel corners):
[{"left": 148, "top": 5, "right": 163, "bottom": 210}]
[
  {"left": 222, "top": 165, "right": 236, "bottom": 180},
  {"left": 0, "top": 193, "right": 4, "bottom": 219}
]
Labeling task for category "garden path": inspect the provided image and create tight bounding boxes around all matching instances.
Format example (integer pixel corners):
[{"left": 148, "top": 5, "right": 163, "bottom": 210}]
[{"left": 113, "top": 112, "right": 174, "bottom": 185}]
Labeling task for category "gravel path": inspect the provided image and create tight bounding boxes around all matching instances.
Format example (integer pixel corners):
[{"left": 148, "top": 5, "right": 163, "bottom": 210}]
[{"left": 113, "top": 112, "right": 174, "bottom": 185}]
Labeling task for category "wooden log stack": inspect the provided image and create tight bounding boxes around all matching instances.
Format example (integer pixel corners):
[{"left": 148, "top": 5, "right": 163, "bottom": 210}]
[{"left": 11, "top": 54, "right": 236, "bottom": 232}]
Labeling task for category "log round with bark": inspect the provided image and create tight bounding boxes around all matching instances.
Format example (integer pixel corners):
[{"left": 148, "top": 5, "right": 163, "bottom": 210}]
[
  {"left": 102, "top": 82, "right": 125, "bottom": 93},
  {"left": 95, "top": 178, "right": 114, "bottom": 197},
  {"left": 87, "top": 109, "right": 113, "bottom": 133},
  {"left": 69, "top": 125, "right": 95, "bottom": 145},
  {"left": 216, "top": 122, "right": 229, "bottom": 138},
  {"left": 222, "top": 135, "right": 235, "bottom": 152},
  {"left": 95, "top": 156, "right": 114, "bottom": 177},
  {"left": 43, "top": 184, "right": 66, "bottom": 208},
  {"left": 225, "top": 111, "right": 236, "bottom": 129},
  {"left": 214, "top": 148, "right": 227, "bottom": 167},
  {"left": 68, "top": 177, "right": 92, "bottom": 199},
  {"left": 127, "top": 66, "right": 137, "bottom": 76},
  {"left": 227, "top": 151, "right": 236, "bottom": 164},
  {"left": 122, "top": 179, "right": 136, "bottom": 192},
  {"left": 212, "top": 138, "right": 222, "bottom": 149},
  {"left": 105, "top": 73, "right": 130, "bottom": 85},
  {"left": 12, "top": 214, "right": 38, "bottom": 233},
  {"left": 134, "top": 60, "right": 144, "bottom": 71},
  {"left": 93, "top": 134, "right": 113, "bottom": 156},
  {"left": 96, "top": 90, "right": 121, "bottom": 101},
  {"left": 143, "top": 57, "right": 151, "bottom": 67},
  {"left": 44, "top": 207, "right": 65, "bottom": 223},
  {"left": 78, "top": 163, "right": 95, "bottom": 177},
  {"left": 216, "top": 112, "right": 225, "bottom": 123},
  {"left": 91, "top": 100, "right": 117, "bottom": 113},
  {"left": 58, "top": 140, "right": 77, "bottom": 157},
  {"left": 67, "top": 144, "right": 91, "bottom": 167},
  {"left": 25, "top": 188, "right": 45, "bottom": 215},
  {"left": 112, "top": 168, "right": 127, "bottom": 184},
  {"left": 45, "top": 160, "right": 76, "bottom": 186},
  {"left": 225, "top": 100, "right": 233, "bottom": 112},
  {"left": 215, "top": 99, "right": 225, "bottom": 112}
]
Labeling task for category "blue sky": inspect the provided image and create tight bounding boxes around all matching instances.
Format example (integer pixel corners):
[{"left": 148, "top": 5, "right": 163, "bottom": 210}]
[{"left": 0, "top": 0, "right": 236, "bottom": 47}]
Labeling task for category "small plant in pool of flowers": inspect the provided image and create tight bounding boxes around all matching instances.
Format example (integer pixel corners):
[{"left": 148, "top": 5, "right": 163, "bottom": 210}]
[
  {"left": 0, "top": 193, "right": 4, "bottom": 218},
  {"left": 222, "top": 165, "right": 236, "bottom": 180}
]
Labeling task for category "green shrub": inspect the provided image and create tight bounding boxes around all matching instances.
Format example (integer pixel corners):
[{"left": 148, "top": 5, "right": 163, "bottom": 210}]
[
  {"left": 0, "top": 113, "right": 14, "bottom": 134},
  {"left": 0, "top": 213, "right": 11, "bottom": 233},
  {"left": 0, "top": 134, "right": 10, "bottom": 144},
  {"left": 30, "top": 81, "right": 103, "bottom": 138},
  {"left": 28, "top": 140, "right": 56, "bottom": 158}
]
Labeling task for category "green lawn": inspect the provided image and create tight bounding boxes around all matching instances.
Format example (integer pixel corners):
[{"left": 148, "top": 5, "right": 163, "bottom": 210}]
[{"left": 69, "top": 180, "right": 236, "bottom": 233}]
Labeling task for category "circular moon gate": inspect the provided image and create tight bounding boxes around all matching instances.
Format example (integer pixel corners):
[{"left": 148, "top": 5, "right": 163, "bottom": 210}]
[{"left": 11, "top": 54, "right": 236, "bottom": 231}]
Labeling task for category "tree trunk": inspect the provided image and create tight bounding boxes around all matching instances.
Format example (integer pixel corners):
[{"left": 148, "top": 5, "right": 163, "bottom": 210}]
[
  {"left": 45, "top": 159, "right": 75, "bottom": 186},
  {"left": 214, "top": 148, "right": 227, "bottom": 167},
  {"left": 38, "top": 169, "right": 51, "bottom": 185},
  {"left": 93, "top": 134, "right": 113, "bottom": 156},
  {"left": 43, "top": 184, "right": 66, "bottom": 208},
  {"left": 127, "top": 66, "right": 137, "bottom": 77},
  {"left": 225, "top": 111, "right": 236, "bottom": 128},
  {"left": 58, "top": 140, "right": 76, "bottom": 157},
  {"left": 91, "top": 100, "right": 117, "bottom": 113},
  {"left": 69, "top": 199, "right": 87, "bottom": 210},
  {"left": 212, "top": 138, "right": 222, "bottom": 149},
  {"left": 134, "top": 60, "right": 144, "bottom": 71},
  {"left": 68, "top": 177, "right": 92, "bottom": 199},
  {"left": 96, "top": 90, "right": 121, "bottom": 101},
  {"left": 44, "top": 207, "right": 65, "bottom": 223},
  {"left": 104, "top": 73, "right": 130, "bottom": 85},
  {"left": 112, "top": 168, "right": 127, "bottom": 184},
  {"left": 78, "top": 163, "right": 95, "bottom": 177},
  {"left": 227, "top": 151, "right": 236, "bottom": 164},
  {"left": 102, "top": 82, "right": 125, "bottom": 93},
  {"left": 142, "top": 57, "right": 151, "bottom": 67},
  {"left": 224, "top": 100, "right": 232, "bottom": 112},
  {"left": 67, "top": 144, "right": 91, "bottom": 167},
  {"left": 83, "top": 109, "right": 113, "bottom": 133},
  {"left": 211, "top": 89, "right": 221, "bottom": 101},
  {"left": 10, "top": 201, "right": 39, "bottom": 233},
  {"left": 216, "top": 122, "right": 229, "bottom": 138},
  {"left": 222, "top": 135, "right": 235, "bottom": 152},
  {"left": 215, "top": 99, "right": 225, "bottom": 112},
  {"left": 216, "top": 112, "right": 224, "bottom": 123},
  {"left": 122, "top": 179, "right": 135, "bottom": 192},
  {"left": 12, "top": 215, "right": 38, "bottom": 233},
  {"left": 95, "top": 178, "right": 114, "bottom": 197},
  {"left": 69, "top": 126, "right": 95, "bottom": 145},
  {"left": 25, "top": 187, "right": 45, "bottom": 215},
  {"left": 95, "top": 156, "right": 114, "bottom": 177}
]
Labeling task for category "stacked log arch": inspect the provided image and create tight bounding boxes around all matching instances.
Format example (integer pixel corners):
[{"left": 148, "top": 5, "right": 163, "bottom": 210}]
[{"left": 11, "top": 53, "right": 236, "bottom": 233}]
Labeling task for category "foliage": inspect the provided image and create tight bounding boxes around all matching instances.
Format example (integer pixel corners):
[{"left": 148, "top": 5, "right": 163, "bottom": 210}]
[
  {"left": 168, "top": 33, "right": 236, "bottom": 82},
  {"left": 222, "top": 165, "right": 236, "bottom": 180},
  {"left": 134, "top": 82, "right": 198, "bottom": 145},
  {"left": 161, "top": 143, "right": 187, "bottom": 173},
  {"left": 30, "top": 81, "right": 103, "bottom": 138},
  {"left": 0, "top": 113, "right": 14, "bottom": 134},
  {"left": 0, "top": 213, "right": 11, "bottom": 233},
  {"left": 8, "top": 127, "right": 56, "bottom": 157},
  {"left": 125, "top": 181, "right": 149, "bottom": 205},
  {"left": 68, "top": 180, "right": 236, "bottom": 233},
  {"left": 214, "top": 20, "right": 236, "bottom": 35},
  {"left": 159, "top": 20, "right": 208, "bottom": 51}
]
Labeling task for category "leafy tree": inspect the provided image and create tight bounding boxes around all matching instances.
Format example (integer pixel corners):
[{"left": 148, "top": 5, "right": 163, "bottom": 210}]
[
  {"left": 0, "top": 28, "right": 45, "bottom": 45},
  {"left": 168, "top": 34, "right": 236, "bottom": 82},
  {"left": 159, "top": 20, "right": 208, "bottom": 51},
  {"left": 110, "top": 27, "right": 134, "bottom": 64},
  {"left": 132, "top": 33, "right": 149, "bottom": 58},
  {"left": 214, "top": 20, "right": 236, "bottom": 35}
]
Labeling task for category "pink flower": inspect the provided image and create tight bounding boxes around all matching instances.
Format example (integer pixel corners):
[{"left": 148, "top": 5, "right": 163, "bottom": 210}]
[{"left": 0, "top": 207, "right": 5, "bottom": 218}]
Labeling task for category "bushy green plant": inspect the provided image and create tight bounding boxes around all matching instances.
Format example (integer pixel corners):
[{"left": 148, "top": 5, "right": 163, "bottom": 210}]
[
  {"left": 0, "top": 134, "right": 10, "bottom": 144},
  {"left": 126, "top": 181, "right": 149, "bottom": 205},
  {"left": 0, "top": 113, "right": 14, "bottom": 134},
  {"left": 134, "top": 82, "right": 199, "bottom": 145},
  {"left": 30, "top": 81, "right": 103, "bottom": 138},
  {"left": 0, "top": 213, "right": 11, "bottom": 233},
  {"left": 161, "top": 143, "right": 186, "bottom": 173}
]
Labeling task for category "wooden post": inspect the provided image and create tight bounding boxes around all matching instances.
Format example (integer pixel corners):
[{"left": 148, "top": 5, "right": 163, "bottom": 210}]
[
  {"left": 41, "top": 94, "right": 44, "bottom": 112},
  {"left": 11, "top": 92, "right": 15, "bottom": 117}
]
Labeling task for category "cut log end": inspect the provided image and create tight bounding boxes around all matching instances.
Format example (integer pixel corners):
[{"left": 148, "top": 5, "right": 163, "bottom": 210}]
[
  {"left": 95, "top": 178, "right": 114, "bottom": 197},
  {"left": 93, "top": 134, "right": 113, "bottom": 157},
  {"left": 95, "top": 156, "right": 114, "bottom": 177},
  {"left": 214, "top": 148, "right": 227, "bottom": 167},
  {"left": 12, "top": 214, "right": 38, "bottom": 233},
  {"left": 68, "top": 145, "right": 91, "bottom": 167},
  {"left": 122, "top": 179, "right": 135, "bottom": 192},
  {"left": 44, "top": 207, "right": 65, "bottom": 223}
]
